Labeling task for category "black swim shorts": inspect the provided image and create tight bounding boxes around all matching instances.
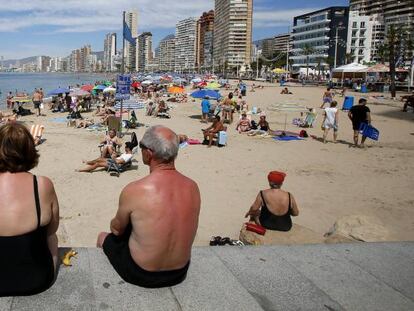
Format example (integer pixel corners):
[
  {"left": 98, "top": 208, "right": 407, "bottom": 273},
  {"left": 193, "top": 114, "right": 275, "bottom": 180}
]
[{"left": 102, "top": 225, "right": 190, "bottom": 288}]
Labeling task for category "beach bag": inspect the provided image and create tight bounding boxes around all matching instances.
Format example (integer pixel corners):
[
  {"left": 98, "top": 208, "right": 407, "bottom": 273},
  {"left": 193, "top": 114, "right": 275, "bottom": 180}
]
[
  {"left": 245, "top": 222, "right": 266, "bottom": 236},
  {"left": 250, "top": 120, "right": 258, "bottom": 130},
  {"left": 187, "top": 139, "right": 201, "bottom": 145},
  {"left": 218, "top": 131, "right": 227, "bottom": 146},
  {"left": 359, "top": 123, "right": 379, "bottom": 141},
  {"left": 299, "top": 130, "right": 308, "bottom": 138}
]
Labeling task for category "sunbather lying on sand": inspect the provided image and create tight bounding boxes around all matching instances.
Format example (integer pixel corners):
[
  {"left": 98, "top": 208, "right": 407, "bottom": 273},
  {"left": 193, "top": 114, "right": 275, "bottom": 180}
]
[{"left": 76, "top": 143, "right": 133, "bottom": 173}]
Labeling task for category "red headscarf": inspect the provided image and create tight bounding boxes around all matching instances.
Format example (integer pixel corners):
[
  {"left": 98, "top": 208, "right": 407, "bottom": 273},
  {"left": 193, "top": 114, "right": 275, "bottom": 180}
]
[{"left": 267, "top": 171, "right": 286, "bottom": 184}]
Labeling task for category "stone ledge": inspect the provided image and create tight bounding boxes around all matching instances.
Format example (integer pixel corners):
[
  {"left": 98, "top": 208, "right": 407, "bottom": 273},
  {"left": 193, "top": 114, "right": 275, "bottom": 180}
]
[{"left": 1, "top": 242, "right": 413, "bottom": 311}]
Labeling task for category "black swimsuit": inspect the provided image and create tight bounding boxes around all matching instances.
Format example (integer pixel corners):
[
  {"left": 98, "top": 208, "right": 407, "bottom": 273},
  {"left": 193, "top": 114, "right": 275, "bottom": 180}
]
[
  {"left": 103, "top": 223, "right": 190, "bottom": 288},
  {"left": 259, "top": 191, "right": 293, "bottom": 232},
  {"left": 0, "top": 176, "right": 54, "bottom": 297}
]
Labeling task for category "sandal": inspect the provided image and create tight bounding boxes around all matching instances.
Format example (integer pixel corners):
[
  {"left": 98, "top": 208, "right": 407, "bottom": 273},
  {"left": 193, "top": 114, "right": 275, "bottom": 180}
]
[{"left": 209, "top": 236, "right": 222, "bottom": 246}]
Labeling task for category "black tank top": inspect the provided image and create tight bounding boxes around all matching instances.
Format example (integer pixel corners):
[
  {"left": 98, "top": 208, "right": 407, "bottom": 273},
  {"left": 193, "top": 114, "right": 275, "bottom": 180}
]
[
  {"left": 259, "top": 191, "right": 293, "bottom": 232},
  {"left": 0, "top": 175, "right": 54, "bottom": 297}
]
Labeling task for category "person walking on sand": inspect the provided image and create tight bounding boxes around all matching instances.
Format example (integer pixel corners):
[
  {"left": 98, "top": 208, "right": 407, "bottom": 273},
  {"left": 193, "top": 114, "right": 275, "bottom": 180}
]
[
  {"left": 321, "top": 88, "right": 334, "bottom": 108},
  {"left": 97, "top": 126, "right": 201, "bottom": 288},
  {"left": 348, "top": 98, "right": 371, "bottom": 147},
  {"left": 322, "top": 101, "right": 339, "bottom": 143}
]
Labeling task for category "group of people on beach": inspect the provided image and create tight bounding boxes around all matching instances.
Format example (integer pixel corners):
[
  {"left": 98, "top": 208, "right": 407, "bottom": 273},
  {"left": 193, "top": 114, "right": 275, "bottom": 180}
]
[{"left": 0, "top": 121, "right": 299, "bottom": 295}]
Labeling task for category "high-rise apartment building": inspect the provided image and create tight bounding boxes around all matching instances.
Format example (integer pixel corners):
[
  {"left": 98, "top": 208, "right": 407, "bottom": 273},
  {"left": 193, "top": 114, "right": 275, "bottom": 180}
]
[
  {"left": 347, "top": 11, "right": 385, "bottom": 63},
  {"left": 274, "top": 34, "right": 291, "bottom": 54},
  {"left": 158, "top": 34, "right": 176, "bottom": 72},
  {"left": 349, "top": 1, "right": 413, "bottom": 60},
  {"left": 104, "top": 33, "right": 117, "bottom": 72},
  {"left": 80, "top": 45, "right": 91, "bottom": 72},
  {"left": 213, "top": 0, "right": 253, "bottom": 70},
  {"left": 36, "top": 56, "right": 50, "bottom": 72},
  {"left": 137, "top": 32, "right": 153, "bottom": 72},
  {"left": 291, "top": 7, "right": 349, "bottom": 69},
  {"left": 124, "top": 11, "right": 138, "bottom": 72},
  {"left": 197, "top": 10, "right": 215, "bottom": 70},
  {"left": 174, "top": 18, "right": 197, "bottom": 72}
]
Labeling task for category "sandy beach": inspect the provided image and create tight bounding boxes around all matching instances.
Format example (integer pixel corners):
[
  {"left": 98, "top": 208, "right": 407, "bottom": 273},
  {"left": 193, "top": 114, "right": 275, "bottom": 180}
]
[{"left": 17, "top": 82, "right": 414, "bottom": 246}]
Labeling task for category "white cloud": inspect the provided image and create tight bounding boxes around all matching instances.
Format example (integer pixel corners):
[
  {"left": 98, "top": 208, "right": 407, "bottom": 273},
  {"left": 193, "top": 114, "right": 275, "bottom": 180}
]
[
  {"left": 253, "top": 8, "right": 319, "bottom": 28},
  {"left": 0, "top": 0, "right": 214, "bottom": 33}
]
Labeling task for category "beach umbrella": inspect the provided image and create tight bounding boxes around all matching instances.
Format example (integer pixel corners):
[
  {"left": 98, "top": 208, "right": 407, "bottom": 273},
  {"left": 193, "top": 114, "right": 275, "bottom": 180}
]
[
  {"left": 191, "top": 89, "right": 221, "bottom": 100},
  {"left": 103, "top": 81, "right": 112, "bottom": 86},
  {"left": 197, "top": 81, "right": 207, "bottom": 88},
  {"left": 114, "top": 100, "right": 145, "bottom": 110},
  {"left": 131, "top": 81, "right": 141, "bottom": 88},
  {"left": 103, "top": 87, "right": 116, "bottom": 93},
  {"left": 141, "top": 80, "right": 153, "bottom": 85},
  {"left": 81, "top": 84, "right": 94, "bottom": 92},
  {"left": 69, "top": 88, "right": 90, "bottom": 97},
  {"left": 191, "top": 78, "right": 202, "bottom": 83},
  {"left": 47, "top": 87, "right": 70, "bottom": 96},
  {"left": 206, "top": 82, "right": 221, "bottom": 90},
  {"left": 168, "top": 86, "right": 184, "bottom": 94},
  {"left": 93, "top": 85, "right": 106, "bottom": 91},
  {"left": 273, "top": 68, "right": 288, "bottom": 74}
]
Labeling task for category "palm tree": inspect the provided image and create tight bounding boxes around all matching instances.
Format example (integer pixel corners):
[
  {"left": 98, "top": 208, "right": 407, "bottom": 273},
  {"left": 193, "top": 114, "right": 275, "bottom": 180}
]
[
  {"left": 302, "top": 44, "right": 315, "bottom": 79},
  {"left": 345, "top": 53, "right": 353, "bottom": 64}
]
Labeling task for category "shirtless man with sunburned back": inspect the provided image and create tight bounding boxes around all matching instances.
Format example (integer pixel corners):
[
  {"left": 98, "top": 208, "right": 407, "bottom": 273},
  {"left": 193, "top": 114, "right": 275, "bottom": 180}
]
[{"left": 97, "top": 125, "right": 201, "bottom": 288}]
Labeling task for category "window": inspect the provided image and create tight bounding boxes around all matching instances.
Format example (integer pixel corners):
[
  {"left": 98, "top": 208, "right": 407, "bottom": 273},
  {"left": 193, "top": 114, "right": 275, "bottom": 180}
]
[
  {"left": 351, "top": 39, "right": 356, "bottom": 46},
  {"left": 360, "top": 30, "right": 366, "bottom": 37},
  {"left": 352, "top": 30, "right": 357, "bottom": 37},
  {"left": 360, "top": 22, "right": 365, "bottom": 28},
  {"left": 351, "top": 48, "right": 355, "bottom": 55},
  {"left": 352, "top": 21, "right": 357, "bottom": 28},
  {"left": 358, "top": 49, "right": 364, "bottom": 55},
  {"left": 359, "top": 39, "right": 365, "bottom": 46}
]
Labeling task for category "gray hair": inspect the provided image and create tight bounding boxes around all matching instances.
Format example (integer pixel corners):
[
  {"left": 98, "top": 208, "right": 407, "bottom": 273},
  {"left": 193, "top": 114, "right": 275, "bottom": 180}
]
[
  {"left": 140, "top": 125, "right": 179, "bottom": 163},
  {"left": 269, "top": 182, "right": 281, "bottom": 189}
]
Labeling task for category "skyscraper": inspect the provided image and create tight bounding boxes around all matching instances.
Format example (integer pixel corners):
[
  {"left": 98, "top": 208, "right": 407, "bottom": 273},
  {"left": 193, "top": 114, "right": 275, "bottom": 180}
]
[
  {"left": 158, "top": 35, "right": 176, "bottom": 72},
  {"left": 197, "top": 10, "right": 215, "bottom": 70},
  {"left": 137, "top": 32, "right": 153, "bottom": 72},
  {"left": 291, "top": 7, "right": 349, "bottom": 69},
  {"left": 213, "top": 0, "right": 253, "bottom": 70},
  {"left": 104, "top": 33, "right": 117, "bottom": 72},
  {"left": 124, "top": 11, "right": 138, "bottom": 72},
  {"left": 175, "top": 18, "right": 197, "bottom": 72}
]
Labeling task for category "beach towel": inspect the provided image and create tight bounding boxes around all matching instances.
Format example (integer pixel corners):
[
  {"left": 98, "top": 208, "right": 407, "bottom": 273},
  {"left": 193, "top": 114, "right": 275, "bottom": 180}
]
[
  {"left": 187, "top": 139, "right": 201, "bottom": 145},
  {"left": 273, "top": 136, "right": 303, "bottom": 141},
  {"left": 51, "top": 117, "right": 68, "bottom": 123}
]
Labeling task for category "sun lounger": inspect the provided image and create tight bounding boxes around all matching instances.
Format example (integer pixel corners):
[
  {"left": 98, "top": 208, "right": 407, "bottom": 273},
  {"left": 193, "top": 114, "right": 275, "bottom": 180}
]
[
  {"left": 107, "top": 146, "right": 138, "bottom": 177},
  {"left": 30, "top": 124, "right": 45, "bottom": 145}
]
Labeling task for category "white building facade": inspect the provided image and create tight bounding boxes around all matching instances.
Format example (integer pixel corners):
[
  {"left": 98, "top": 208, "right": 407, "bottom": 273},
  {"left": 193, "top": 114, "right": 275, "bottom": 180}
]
[
  {"left": 174, "top": 18, "right": 197, "bottom": 72},
  {"left": 104, "top": 33, "right": 117, "bottom": 72}
]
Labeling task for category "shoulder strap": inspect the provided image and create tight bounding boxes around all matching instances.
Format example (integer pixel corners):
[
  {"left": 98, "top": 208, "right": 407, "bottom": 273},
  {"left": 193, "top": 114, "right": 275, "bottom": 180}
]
[
  {"left": 33, "top": 175, "right": 41, "bottom": 228},
  {"left": 260, "top": 191, "right": 268, "bottom": 208},
  {"left": 288, "top": 192, "right": 292, "bottom": 210}
]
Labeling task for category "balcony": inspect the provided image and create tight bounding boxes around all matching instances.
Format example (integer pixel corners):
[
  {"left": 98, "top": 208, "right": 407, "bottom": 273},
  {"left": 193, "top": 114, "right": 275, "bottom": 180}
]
[
  {"left": 292, "top": 36, "right": 330, "bottom": 45},
  {"left": 291, "top": 27, "right": 330, "bottom": 37},
  {"left": 292, "top": 18, "right": 331, "bottom": 31}
]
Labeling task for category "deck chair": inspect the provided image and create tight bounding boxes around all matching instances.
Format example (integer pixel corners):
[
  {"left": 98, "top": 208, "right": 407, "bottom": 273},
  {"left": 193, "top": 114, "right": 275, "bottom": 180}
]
[
  {"left": 30, "top": 124, "right": 45, "bottom": 145},
  {"left": 107, "top": 116, "right": 121, "bottom": 132},
  {"left": 299, "top": 112, "right": 317, "bottom": 128},
  {"left": 107, "top": 146, "right": 138, "bottom": 177}
]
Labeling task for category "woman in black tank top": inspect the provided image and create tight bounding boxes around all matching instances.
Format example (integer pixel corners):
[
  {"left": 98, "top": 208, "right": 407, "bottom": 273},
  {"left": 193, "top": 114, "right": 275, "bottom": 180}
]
[
  {"left": 245, "top": 171, "right": 299, "bottom": 232},
  {"left": 0, "top": 123, "right": 59, "bottom": 296}
]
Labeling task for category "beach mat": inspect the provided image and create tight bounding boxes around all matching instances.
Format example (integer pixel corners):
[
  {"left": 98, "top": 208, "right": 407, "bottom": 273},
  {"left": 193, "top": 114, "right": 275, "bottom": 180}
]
[
  {"left": 51, "top": 117, "right": 68, "bottom": 123},
  {"left": 273, "top": 136, "right": 304, "bottom": 141}
]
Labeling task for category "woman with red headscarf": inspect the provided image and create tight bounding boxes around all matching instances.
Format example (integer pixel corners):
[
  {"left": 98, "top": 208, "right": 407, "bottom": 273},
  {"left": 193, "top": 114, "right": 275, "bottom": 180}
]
[{"left": 245, "top": 171, "right": 299, "bottom": 231}]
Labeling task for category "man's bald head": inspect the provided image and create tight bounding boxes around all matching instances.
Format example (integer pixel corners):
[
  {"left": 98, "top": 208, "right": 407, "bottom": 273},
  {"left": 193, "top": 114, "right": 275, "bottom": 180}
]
[{"left": 140, "top": 125, "right": 179, "bottom": 163}]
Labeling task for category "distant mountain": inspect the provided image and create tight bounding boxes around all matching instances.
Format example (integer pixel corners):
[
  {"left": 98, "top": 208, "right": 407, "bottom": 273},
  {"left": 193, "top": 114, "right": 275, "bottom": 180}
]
[
  {"left": 92, "top": 51, "right": 104, "bottom": 62},
  {"left": 2, "top": 56, "right": 38, "bottom": 67}
]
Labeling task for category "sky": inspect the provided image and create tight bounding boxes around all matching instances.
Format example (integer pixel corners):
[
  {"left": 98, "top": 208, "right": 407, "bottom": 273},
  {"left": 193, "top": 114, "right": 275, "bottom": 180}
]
[{"left": 0, "top": 0, "right": 348, "bottom": 60}]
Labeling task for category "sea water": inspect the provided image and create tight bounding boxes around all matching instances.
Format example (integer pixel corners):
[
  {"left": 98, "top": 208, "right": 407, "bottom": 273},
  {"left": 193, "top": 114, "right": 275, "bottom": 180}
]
[{"left": 0, "top": 72, "right": 112, "bottom": 108}]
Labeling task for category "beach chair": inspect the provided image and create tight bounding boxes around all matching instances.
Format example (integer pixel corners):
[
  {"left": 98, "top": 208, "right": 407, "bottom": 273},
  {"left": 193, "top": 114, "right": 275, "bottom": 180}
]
[
  {"left": 299, "top": 112, "right": 317, "bottom": 128},
  {"left": 107, "top": 146, "right": 138, "bottom": 177},
  {"left": 30, "top": 124, "right": 45, "bottom": 145},
  {"left": 107, "top": 116, "right": 121, "bottom": 132}
]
